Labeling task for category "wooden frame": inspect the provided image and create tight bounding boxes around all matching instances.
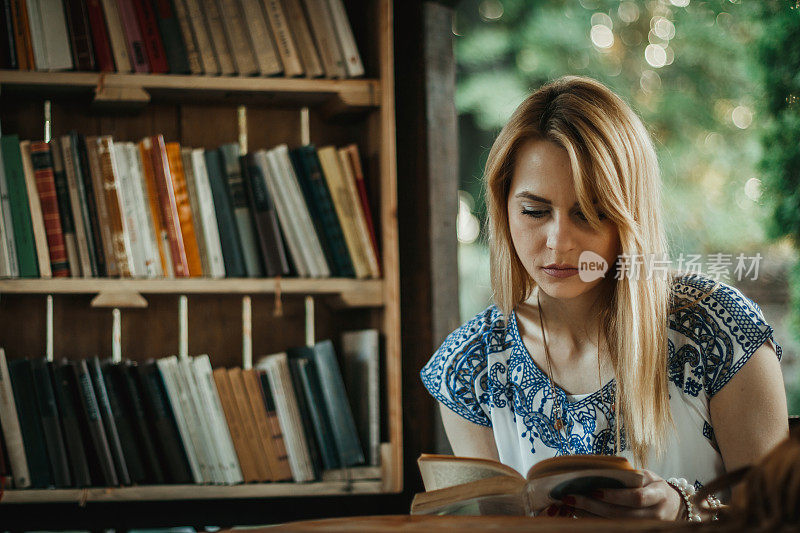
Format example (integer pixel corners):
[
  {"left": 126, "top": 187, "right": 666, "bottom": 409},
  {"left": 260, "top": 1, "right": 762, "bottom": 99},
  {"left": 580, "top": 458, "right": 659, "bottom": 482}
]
[{"left": 0, "top": 0, "right": 401, "bottom": 504}]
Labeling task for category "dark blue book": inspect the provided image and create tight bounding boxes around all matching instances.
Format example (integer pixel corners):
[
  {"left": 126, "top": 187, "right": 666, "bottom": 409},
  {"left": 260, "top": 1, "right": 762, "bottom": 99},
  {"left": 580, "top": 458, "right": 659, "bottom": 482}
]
[
  {"left": 52, "top": 359, "right": 92, "bottom": 487},
  {"left": 30, "top": 358, "right": 71, "bottom": 487},
  {"left": 205, "top": 149, "right": 246, "bottom": 278},
  {"left": 8, "top": 358, "right": 53, "bottom": 488},
  {"left": 88, "top": 357, "right": 131, "bottom": 485}
]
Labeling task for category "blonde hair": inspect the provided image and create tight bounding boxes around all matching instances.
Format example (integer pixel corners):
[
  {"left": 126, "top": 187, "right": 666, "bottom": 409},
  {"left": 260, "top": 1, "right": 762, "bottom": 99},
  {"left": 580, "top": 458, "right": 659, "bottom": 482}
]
[{"left": 484, "top": 75, "right": 673, "bottom": 465}]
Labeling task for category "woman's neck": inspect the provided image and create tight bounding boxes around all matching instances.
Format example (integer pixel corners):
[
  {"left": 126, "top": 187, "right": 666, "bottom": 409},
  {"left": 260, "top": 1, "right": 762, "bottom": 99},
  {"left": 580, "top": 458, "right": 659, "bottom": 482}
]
[{"left": 523, "top": 284, "right": 608, "bottom": 351}]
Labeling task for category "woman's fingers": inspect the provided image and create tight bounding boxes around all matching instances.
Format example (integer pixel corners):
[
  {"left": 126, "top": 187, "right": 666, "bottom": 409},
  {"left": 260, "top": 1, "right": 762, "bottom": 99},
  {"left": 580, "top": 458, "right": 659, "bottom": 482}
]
[{"left": 592, "top": 485, "right": 662, "bottom": 508}]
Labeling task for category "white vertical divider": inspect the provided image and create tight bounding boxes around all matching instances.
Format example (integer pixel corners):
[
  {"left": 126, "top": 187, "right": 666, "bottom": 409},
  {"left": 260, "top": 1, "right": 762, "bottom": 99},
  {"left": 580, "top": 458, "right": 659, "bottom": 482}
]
[
  {"left": 242, "top": 296, "right": 252, "bottom": 370},
  {"left": 304, "top": 296, "right": 314, "bottom": 348},
  {"left": 300, "top": 107, "right": 310, "bottom": 146},
  {"left": 44, "top": 100, "right": 52, "bottom": 143},
  {"left": 46, "top": 295, "right": 53, "bottom": 362},
  {"left": 112, "top": 308, "right": 122, "bottom": 363},
  {"left": 179, "top": 295, "right": 188, "bottom": 361}
]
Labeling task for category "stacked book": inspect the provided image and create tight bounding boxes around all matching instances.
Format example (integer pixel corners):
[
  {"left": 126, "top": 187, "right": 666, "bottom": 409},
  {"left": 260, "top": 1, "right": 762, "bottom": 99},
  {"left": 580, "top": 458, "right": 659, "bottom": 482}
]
[
  {"left": 0, "top": 329, "right": 381, "bottom": 488},
  {"left": 0, "top": 133, "right": 380, "bottom": 279},
  {"left": 0, "top": 0, "right": 364, "bottom": 78}
]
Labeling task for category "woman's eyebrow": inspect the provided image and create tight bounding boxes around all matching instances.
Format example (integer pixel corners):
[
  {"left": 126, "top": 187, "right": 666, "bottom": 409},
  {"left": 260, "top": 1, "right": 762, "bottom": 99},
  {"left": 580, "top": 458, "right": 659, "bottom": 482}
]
[{"left": 514, "top": 191, "right": 583, "bottom": 208}]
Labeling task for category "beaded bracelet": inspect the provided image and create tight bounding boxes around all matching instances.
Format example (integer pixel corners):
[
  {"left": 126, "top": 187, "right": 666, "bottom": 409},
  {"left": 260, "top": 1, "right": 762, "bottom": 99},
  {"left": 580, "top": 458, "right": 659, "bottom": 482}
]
[{"left": 666, "top": 477, "right": 701, "bottom": 522}]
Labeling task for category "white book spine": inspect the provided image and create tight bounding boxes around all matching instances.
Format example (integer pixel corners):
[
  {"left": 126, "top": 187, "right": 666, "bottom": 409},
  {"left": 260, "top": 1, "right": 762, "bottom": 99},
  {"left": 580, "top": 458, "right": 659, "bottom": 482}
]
[
  {"left": 257, "top": 150, "right": 309, "bottom": 277},
  {"left": 275, "top": 145, "right": 330, "bottom": 277},
  {"left": 342, "top": 329, "right": 381, "bottom": 466},
  {"left": 188, "top": 357, "right": 230, "bottom": 484},
  {"left": 124, "top": 144, "right": 163, "bottom": 278},
  {"left": 26, "top": 0, "right": 48, "bottom": 70},
  {"left": 100, "top": 0, "right": 132, "bottom": 72},
  {"left": 0, "top": 349, "right": 31, "bottom": 488},
  {"left": 0, "top": 149, "right": 18, "bottom": 277},
  {"left": 191, "top": 149, "right": 226, "bottom": 278},
  {"left": 195, "top": 355, "right": 243, "bottom": 484},
  {"left": 101, "top": 137, "right": 136, "bottom": 277},
  {"left": 111, "top": 144, "right": 145, "bottom": 277},
  {"left": 155, "top": 357, "right": 203, "bottom": 483},
  {"left": 326, "top": 0, "right": 363, "bottom": 77},
  {"left": 39, "top": 0, "right": 74, "bottom": 71}
]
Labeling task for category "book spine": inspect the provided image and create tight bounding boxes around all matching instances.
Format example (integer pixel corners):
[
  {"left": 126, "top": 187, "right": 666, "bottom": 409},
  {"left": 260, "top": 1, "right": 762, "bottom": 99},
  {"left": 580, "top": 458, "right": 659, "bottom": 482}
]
[
  {"left": 77, "top": 134, "right": 108, "bottom": 276},
  {"left": 1, "top": 0, "right": 19, "bottom": 70},
  {"left": 61, "top": 134, "right": 95, "bottom": 277},
  {"left": 190, "top": 149, "right": 226, "bottom": 278},
  {"left": 25, "top": 0, "right": 47, "bottom": 70},
  {"left": 1, "top": 136, "right": 38, "bottom": 276},
  {"left": 131, "top": 0, "right": 168, "bottom": 72},
  {"left": 0, "top": 191, "right": 13, "bottom": 276},
  {"left": 337, "top": 147, "right": 379, "bottom": 278},
  {"left": 280, "top": 0, "right": 322, "bottom": 78},
  {"left": 85, "top": 0, "right": 115, "bottom": 71},
  {"left": 342, "top": 329, "right": 381, "bottom": 466},
  {"left": 289, "top": 353, "right": 339, "bottom": 470},
  {"left": 199, "top": 0, "right": 234, "bottom": 75},
  {"left": 29, "top": 141, "right": 70, "bottom": 277},
  {"left": 284, "top": 354, "right": 322, "bottom": 477},
  {"left": 87, "top": 357, "right": 131, "bottom": 485},
  {"left": 258, "top": 370, "right": 293, "bottom": 480},
  {"left": 181, "top": 148, "right": 210, "bottom": 276},
  {"left": 242, "top": 369, "right": 282, "bottom": 481},
  {"left": 39, "top": 0, "right": 74, "bottom": 71},
  {"left": 110, "top": 143, "right": 145, "bottom": 277},
  {"left": 0, "top": 349, "right": 31, "bottom": 488},
  {"left": 63, "top": 0, "right": 96, "bottom": 71},
  {"left": 30, "top": 358, "right": 72, "bottom": 487},
  {"left": 125, "top": 143, "right": 163, "bottom": 277},
  {"left": 115, "top": 0, "right": 150, "bottom": 72},
  {"left": 301, "top": 0, "right": 344, "bottom": 78},
  {"left": 100, "top": 0, "right": 132, "bottom": 72},
  {"left": 49, "top": 139, "right": 81, "bottom": 278},
  {"left": 165, "top": 142, "right": 203, "bottom": 277},
  {"left": 183, "top": 0, "right": 219, "bottom": 75},
  {"left": 85, "top": 136, "right": 121, "bottom": 277},
  {"left": 228, "top": 367, "right": 272, "bottom": 481},
  {"left": 11, "top": 0, "right": 35, "bottom": 70},
  {"left": 0, "top": 142, "right": 20, "bottom": 277},
  {"left": 219, "top": 144, "right": 263, "bottom": 277},
  {"left": 51, "top": 360, "right": 92, "bottom": 487},
  {"left": 343, "top": 144, "right": 380, "bottom": 276},
  {"left": 169, "top": 0, "right": 202, "bottom": 73},
  {"left": 213, "top": 367, "right": 259, "bottom": 483},
  {"left": 149, "top": 135, "right": 189, "bottom": 277},
  {"left": 326, "top": 0, "right": 362, "bottom": 77},
  {"left": 215, "top": 0, "right": 257, "bottom": 75},
  {"left": 138, "top": 139, "right": 170, "bottom": 277},
  {"left": 19, "top": 140, "right": 52, "bottom": 277},
  {"left": 239, "top": 0, "right": 282, "bottom": 75},
  {"left": 75, "top": 359, "right": 119, "bottom": 486},
  {"left": 262, "top": 0, "right": 303, "bottom": 76},
  {"left": 204, "top": 149, "right": 246, "bottom": 277}
]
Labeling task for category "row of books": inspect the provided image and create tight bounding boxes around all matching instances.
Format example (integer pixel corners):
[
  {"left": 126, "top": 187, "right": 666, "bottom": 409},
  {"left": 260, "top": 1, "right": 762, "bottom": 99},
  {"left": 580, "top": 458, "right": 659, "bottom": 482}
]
[
  {"left": 0, "top": 0, "right": 364, "bottom": 78},
  {"left": 0, "top": 329, "right": 381, "bottom": 489},
  {"left": 0, "top": 132, "right": 380, "bottom": 279}
]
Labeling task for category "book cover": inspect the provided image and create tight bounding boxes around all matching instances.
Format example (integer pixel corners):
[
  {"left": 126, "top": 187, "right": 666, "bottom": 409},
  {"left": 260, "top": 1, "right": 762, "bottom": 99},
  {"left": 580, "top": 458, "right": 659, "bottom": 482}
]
[
  {"left": 341, "top": 329, "right": 380, "bottom": 467},
  {"left": 115, "top": 0, "right": 150, "bottom": 72},
  {"left": 74, "top": 359, "right": 119, "bottom": 486},
  {"left": 301, "top": 0, "right": 345, "bottom": 78},
  {"left": 0, "top": 135, "right": 20, "bottom": 277},
  {"left": 138, "top": 139, "right": 171, "bottom": 277},
  {"left": 87, "top": 357, "right": 131, "bottom": 485},
  {"left": 11, "top": 0, "right": 35, "bottom": 70},
  {"left": 110, "top": 142, "right": 147, "bottom": 277},
  {"left": 182, "top": 0, "right": 219, "bottom": 75},
  {"left": 51, "top": 359, "right": 93, "bottom": 487},
  {"left": 85, "top": 0, "right": 116, "bottom": 71},
  {"left": 280, "top": 0, "right": 323, "bottom": 78},
  {"left": 148, "top": 135, "right": 189, "bottom": 277},
  {"left": 30, "top": 358, "right": 71, "bottom": 487},
  {"left": 190, "top": 149, "right": 225, "bottom": 278},
  {"left": 199, "top": 0, "right": 234, "bottom": 75},
  {"left": 204, "top": 149, "right": 245, "bottom": 277},
  {"left": 181, "top": 148, "right": 210, "bottom": 276},
  {"left": 228, "top": 367, "right": 272, "bottom": 481},
  {"left": 337, "top": 147, "right": 379, "bottom": 278},
  {"left": 257, "top": 370, "right": 293, "bottom": 480},
  {"left": 219, "top": 144, "right": 263, "bottom": 277},
  {"left": 0, "top": 135, "right": 38, "bottom": 277},
  {"left": 240, "top": 152, "right": 289, "bottom": 277},
  {"left": 19, "top": 140, "right": 52, "bottom": 277},
  {"left": 239, "top": 0, "right": 282, "bottom": 75},
  {"left": 341, "top": 144, "right": 380, "bottom": 276},
  {"left": 0, "top": 194, "right": 14, "bottom": 276},
  {"left": 131, "top": 0, "right": 168, "bottom": 72},
  {"left": 38, "top": 0, "right": 77, "bottom": 70},
  {"left": 60, "top": 134, "right": 97, "bottom": 277},
  {"left": 216, "top": 0, "right": 257, "bottom": 75},
  {"left": 84, "top": 136, "right": 118, "bottom": 276},
  {"left": 242, "top": 368, "right": 283, "bottom": 481},
  {"left": 0, "top": 349, "right": 31, "bottom": 488},
  {"left": 25, "top": 0, "right": 48, "bottom": 70},
  {"left": 213, "top": 367, "right": 259, "bottom": 483},
  {"left": 1, "top": 0, "right": 19, "bottom": 70},
  {"left": 308, "top": 340, "right": 364, "bottom": 467},
  {"left": 165, "top": 142, "right": 203, "bottom": 277},
  {"left": 124, "top": 142, "right": 163, "bottom": 277},
  {"left": 149, "top": 0, "right": 190, "bottom": 73},
  {"left": 8, "top": 358, "right": 53, "bottom": 488},
  {"left": 325, "top": 0, "right": 362, "bottom": 77},
  {"left": 63, "top": 0, "right": 96, "bottom": 71},
  {"left": 49, "top": 138, "right": 81, "bottom": 277},
  {"left": 97, "top": 136, "right": 137, "bottom": 277},
  {"left": 29, "top": 141, "right": 70, "bottom": 277}
]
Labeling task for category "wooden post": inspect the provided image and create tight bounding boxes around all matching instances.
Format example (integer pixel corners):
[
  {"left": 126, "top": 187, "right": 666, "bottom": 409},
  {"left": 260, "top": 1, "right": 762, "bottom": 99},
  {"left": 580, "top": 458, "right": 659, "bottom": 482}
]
[
  {"left": 304, "top": 295, "right": 314, "bottom": 347},
  {"left": 243, "top": 296, "right": 252, "bottom": 369},
  {"left": 179, "top": 295, "right": 188, "bottom": 361}
]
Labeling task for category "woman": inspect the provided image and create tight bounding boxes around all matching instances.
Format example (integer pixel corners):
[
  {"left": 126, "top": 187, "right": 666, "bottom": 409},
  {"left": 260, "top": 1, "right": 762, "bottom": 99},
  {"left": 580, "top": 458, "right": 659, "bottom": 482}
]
[{"left": 420, "top": 76, "right": 788, "bottom": 521}]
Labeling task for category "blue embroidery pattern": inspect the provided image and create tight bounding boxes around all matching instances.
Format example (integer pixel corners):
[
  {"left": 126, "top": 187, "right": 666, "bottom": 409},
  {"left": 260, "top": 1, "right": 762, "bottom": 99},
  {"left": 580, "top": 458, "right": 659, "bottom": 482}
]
[{"left": 420, "top": 274, "right": 781, "bottom": 463}]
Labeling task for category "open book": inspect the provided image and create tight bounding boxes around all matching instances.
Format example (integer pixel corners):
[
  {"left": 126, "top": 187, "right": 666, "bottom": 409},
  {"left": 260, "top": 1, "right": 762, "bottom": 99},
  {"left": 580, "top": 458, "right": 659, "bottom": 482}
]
[{"left": 411, "top": 454, "right": 646, "bottom": 516}]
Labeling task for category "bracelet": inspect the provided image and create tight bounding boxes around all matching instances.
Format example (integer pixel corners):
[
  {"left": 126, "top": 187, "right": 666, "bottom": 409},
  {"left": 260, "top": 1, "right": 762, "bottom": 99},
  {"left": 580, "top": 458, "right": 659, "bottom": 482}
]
[
  {"left": 703, "top": 493, "right": 722, "bottom": 521},
  {"left": 666, "top": 477, "right": 701, "bottom": 522}
]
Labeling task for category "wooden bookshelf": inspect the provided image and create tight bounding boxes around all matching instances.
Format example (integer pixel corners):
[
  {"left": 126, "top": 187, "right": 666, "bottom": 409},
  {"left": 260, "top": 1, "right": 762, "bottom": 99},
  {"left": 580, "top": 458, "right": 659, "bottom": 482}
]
[{"left": 0, "top": 0, "right": 402, "bottom": 505}]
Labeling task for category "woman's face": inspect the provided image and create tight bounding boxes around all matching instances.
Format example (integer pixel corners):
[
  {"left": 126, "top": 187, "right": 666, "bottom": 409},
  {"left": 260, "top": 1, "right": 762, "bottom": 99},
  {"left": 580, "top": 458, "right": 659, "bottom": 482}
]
[{"left": 507, "top": 138, "right": 620, "bottom": 301}]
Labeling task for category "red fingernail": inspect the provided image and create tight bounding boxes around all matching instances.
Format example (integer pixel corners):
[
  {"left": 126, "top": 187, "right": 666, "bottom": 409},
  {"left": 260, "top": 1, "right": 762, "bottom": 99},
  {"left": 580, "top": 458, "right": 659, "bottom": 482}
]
[
  {"left": 590, "top": 489, "right": 604, "bottom": 499},
  {"left": 562, "top": 495, "right": 576, "bottom": 505}
]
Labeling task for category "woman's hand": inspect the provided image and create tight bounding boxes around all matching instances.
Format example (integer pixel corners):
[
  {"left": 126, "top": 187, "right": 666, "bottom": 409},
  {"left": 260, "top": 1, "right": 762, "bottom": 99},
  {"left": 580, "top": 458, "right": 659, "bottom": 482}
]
[{"left": 560, "top": 469, "right": 684, "bottom": 520}]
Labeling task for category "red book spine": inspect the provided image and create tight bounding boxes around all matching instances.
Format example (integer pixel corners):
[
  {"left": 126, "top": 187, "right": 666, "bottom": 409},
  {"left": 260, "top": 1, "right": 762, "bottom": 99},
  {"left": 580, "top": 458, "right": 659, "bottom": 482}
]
[
  {"left": 85, "top": 0, "right": 115, "bottom": 71},
  {"left": 149, "top": 135, "right": 189, "bottom": 277},
  {"left": 29, "top": 142, "right": 70, "bottom": 278},
  {"left": 63, "top": 0, "right": 97, "bottom": 71},
  {"left": 132, "top": 0, "right": 168, "bottom": 73},
  {"left": 115, "top": 0, "right": 150, "bottom": 72}
]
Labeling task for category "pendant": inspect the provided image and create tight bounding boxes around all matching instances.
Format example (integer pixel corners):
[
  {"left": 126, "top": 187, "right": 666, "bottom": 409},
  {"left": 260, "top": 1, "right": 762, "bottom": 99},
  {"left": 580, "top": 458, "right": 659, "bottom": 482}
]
[{"left": 554, "top": 418, "right": 563, "bottom": 430}]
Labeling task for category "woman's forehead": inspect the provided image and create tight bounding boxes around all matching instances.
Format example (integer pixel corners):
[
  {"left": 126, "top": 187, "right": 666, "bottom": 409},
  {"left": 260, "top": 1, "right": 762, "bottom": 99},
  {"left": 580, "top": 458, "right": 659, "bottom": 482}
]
[{"left": 510, "top": 139, "right": 578, "bottom": 203}]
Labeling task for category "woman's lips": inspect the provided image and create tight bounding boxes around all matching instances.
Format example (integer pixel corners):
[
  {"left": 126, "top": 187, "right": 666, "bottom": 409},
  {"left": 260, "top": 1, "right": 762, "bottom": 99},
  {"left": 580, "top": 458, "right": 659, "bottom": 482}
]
[{"left": 542, "top": 267, "right": 578, "bottom": 278}]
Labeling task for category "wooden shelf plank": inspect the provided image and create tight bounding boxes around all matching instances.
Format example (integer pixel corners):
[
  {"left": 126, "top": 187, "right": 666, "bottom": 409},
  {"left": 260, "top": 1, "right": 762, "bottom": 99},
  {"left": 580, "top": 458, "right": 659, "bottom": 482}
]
[
  {"left": 0, "top": 70, "right": 381, "bottom": 109},
  {"left": 0, "top": 278, "right": 383, "bottom": 306},
  {"left": 0, "top": 480, "right": 385, "bottom": 503}
]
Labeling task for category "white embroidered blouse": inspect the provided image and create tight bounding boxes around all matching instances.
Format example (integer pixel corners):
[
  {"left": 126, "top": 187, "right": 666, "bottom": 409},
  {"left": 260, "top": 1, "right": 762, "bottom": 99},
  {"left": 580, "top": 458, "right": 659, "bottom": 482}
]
[{"left": 421, "top": 273, "right": 782, "bottom": 493}]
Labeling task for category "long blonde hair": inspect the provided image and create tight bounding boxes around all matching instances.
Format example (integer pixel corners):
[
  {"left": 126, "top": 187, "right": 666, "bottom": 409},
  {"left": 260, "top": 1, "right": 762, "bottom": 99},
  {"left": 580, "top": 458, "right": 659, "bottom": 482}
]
[{"left": 484, "top": 75, "right": 672, "bottom": 465}]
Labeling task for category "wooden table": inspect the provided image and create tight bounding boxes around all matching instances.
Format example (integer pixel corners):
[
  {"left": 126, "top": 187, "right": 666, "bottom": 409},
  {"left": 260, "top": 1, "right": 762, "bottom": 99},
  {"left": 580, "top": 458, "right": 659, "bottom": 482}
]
[{"left": 258, "top": 515, "right": 710, "bottom": 532}]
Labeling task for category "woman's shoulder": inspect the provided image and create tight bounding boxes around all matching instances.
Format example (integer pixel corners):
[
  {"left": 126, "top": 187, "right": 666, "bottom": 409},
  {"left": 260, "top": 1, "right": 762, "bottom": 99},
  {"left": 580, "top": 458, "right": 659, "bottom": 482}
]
[{"left": 668, "top": 272, "right": 781, "bottom": 398}]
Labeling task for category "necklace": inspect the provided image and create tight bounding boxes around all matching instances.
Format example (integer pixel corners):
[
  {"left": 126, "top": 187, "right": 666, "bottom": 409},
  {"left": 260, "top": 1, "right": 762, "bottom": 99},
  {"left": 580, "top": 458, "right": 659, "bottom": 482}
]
[{"left": 536, "top": 289, "right": 605, "bottom": 448}]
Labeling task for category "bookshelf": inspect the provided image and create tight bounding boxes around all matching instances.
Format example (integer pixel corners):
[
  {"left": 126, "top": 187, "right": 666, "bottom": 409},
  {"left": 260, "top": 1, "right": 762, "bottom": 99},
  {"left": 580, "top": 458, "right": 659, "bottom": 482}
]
[{"left": 0, "top": 0, "right": 402, "bottom": 507}]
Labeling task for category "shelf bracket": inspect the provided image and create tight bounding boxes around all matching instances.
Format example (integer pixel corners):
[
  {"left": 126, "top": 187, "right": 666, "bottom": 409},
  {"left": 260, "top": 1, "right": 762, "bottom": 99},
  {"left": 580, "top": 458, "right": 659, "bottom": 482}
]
[
  {"left": 93, "top": 74, "right": 150, "bottom": 107},
  {"left": 91, "top": 291, "right": 148, "bottom": 309}
]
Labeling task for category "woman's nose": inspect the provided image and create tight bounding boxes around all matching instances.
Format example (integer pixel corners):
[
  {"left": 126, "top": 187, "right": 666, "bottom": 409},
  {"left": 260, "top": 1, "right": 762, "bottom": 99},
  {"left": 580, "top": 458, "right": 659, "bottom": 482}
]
[{"left": 546, "top": 214, "right": 576, "bottom": 252}]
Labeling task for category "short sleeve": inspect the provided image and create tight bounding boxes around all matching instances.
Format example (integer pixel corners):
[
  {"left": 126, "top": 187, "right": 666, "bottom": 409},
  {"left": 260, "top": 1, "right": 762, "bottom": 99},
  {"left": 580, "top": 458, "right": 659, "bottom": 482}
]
[
  {"left": 695, "top": 281, "right": 783, "bottom": 398},
  {"left": 420, "top": 307, "right": 496, "bottom": 427}
]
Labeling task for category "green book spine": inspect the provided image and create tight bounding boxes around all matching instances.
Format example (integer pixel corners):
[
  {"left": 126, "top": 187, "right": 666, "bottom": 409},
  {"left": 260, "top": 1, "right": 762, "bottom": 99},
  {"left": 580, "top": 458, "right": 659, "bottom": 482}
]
[{"left": 0, "top": 135, "right": 38, "bottom": 277}]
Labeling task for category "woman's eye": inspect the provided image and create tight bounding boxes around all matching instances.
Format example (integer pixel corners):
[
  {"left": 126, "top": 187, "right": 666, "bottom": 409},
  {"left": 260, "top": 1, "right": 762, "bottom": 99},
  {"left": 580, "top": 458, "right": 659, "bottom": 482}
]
[
  {"left": 575, "top": 211, "right": 607, "bottom": 222},
  {"left": 521, "top": 209, "right": 547, "bottom": 218}
]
